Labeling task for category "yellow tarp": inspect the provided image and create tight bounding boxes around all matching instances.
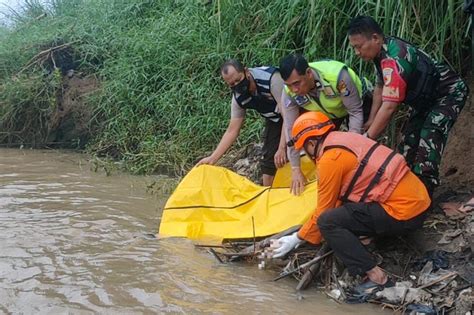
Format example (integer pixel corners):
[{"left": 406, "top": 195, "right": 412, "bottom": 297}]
[{"left": 158, "top": 156, "right": 317, "bottom": 240}]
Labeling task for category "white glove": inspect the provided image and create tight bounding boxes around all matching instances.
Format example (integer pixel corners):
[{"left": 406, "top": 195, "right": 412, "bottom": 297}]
[{"left": 272, "top": 232, "right": 304, "bottom": 258}]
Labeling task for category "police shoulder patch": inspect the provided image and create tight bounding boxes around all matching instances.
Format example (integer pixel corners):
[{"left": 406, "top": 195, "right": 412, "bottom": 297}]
[
  {"left": 337, "top": 80, "right": 350, "bottom": 97},
  {"left": 323, "top": 85, "right": 337, "bottom": 98}
]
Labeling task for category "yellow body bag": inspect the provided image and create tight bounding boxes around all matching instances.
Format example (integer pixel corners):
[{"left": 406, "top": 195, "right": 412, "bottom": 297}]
[{"left": 158, "top": 156, "right": 317, "bottom": 240}]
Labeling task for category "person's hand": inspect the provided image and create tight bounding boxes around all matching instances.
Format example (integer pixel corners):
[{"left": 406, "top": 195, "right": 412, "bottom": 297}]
[
  {"left": 274, "top": 147, "right": 288, "bottom": 168},
  {"left": 363, "top": 118, "right": 373, "bottom": 131},
  {"left": 272, "top": 232, "right": 304, "bottom": 258},
  {"left": 290, "top": 167, "right": 306, "bottom": 195},
  {"left": 195, "top": 156, "right": 217, "bottom": 167}
]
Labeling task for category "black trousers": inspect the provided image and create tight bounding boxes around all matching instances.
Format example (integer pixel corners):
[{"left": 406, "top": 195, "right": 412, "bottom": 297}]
[
  {"left": 317, "top": 202, "right": 427, "bottom": 276},
  {"left": 260, "top": 119, "right": 283, "bottom": 176}
]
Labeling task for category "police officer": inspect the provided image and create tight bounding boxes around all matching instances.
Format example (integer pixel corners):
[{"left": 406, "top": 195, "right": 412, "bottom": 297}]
[
  {"left": 347, "top": 16, "right": 469, "bottom": 195},
  {"left": 279, "top": 54, "right": 372, "bottom": 195},
  {"left": 196, "top": 59, "right": 287, "bottom": 186}
]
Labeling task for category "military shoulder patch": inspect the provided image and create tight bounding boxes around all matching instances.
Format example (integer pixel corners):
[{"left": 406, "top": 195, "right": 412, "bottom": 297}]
[
  {"left": 380, "top": 58, "right": 407, "bottom": 102},
  {"left": 383, "top": 67, "right": 394, "bottom": 86}
]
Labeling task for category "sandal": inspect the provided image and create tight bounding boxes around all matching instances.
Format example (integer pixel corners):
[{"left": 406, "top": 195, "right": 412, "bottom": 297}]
[{"left": 345, "top": 278, "right": 394, "bottom": 304}]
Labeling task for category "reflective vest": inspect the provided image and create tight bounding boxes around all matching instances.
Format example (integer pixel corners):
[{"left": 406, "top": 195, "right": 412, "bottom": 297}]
[
  {"left": 318, "top": 131, "right": 409, "bottom": 203},
  {"left": 284, "top": 60, "right": 363, "bottom": 119},
  {"left": 234, "top": 66, "right": 281, "bottom": 123}
]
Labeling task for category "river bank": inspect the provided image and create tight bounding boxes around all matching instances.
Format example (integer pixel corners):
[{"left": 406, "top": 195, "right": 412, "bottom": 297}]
[{"left": 207, "top": 78, "right": 473, "bottom": 313}]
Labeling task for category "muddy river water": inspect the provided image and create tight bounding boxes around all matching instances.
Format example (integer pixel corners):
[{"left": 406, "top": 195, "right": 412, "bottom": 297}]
[{"left": 0, "top": 148, "right": 383, "bottom": 314}]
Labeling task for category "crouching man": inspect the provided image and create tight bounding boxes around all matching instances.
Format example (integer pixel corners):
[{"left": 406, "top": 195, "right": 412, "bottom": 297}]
[{"left": 272, "top": 112, "right": 431, "bottom": 290}]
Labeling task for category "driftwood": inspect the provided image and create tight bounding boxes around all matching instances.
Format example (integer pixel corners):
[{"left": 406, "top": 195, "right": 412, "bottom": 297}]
[
  {"left": 295, "top": 243, "right": 331, "bottom": 290},
  {"left": 296, "top": 262, "right": 320, "bottom": 291},
  {"left": 273, "top": 250, "right": 334, "bottom": 281},
  {"left": 208, "top": 248, "right": 224, "bottom": 264}
]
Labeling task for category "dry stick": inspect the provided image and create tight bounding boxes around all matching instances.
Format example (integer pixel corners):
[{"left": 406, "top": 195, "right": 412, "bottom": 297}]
[
  {"left": 324, "top": 291, "right": 342, "bottom": 304},
  {"left": 50, "top": 52, "right": 57, "bottom": 69},
  {"left": 296, "top": 263, "right": 319, "bottom": 291},
  {"left": 18, "top": 41, "right": 79, "bottom": 74},
  {"left": 454, "top": 283, "right": 473, "bottom": 292},
  {"left": 228, "top": 242, "right": 241, "bottom": 252},
  {"left": 379, "top": 267, "right": 403, "bottom": 280},
  {"left": 400, "top": 286, "right": 409, "bottom": 305},
  {"left": 396, "top": 287, "right": 411, "bottom": 314},
  {"left": 194, "top": 244, "right": 230, "bottom": 249},
  {"left": 220, "top": 251, "right": 262, "bottom": 258},
  {"left": 324, "top": 257, "right": 332, "bottom": 289},
  {"left": 417, "top": 271, "right": 458, "bottom": 290},
  {"left": 367, "top": 299, "right": 399, "bottom": 310},
  {"left": 251, "top": 216, "right": 256, "bottom": 256},
  {"left": 294, "top": 243, "right": 331, "bottom": 289},
  {"left": 208, "top": 248, "right": 224, "bottom": 264},
  {"left": 331, "top": 271, "right": 347, "bottom": 300},
  {"left": 35, "top": 13, "right": 46, "bottom": 20},
  {"left": 402, "top": 255, "right": 412, "bottom": 278},
  {"left": 273, "top": 250, "right": 334, "bottom": 281}
]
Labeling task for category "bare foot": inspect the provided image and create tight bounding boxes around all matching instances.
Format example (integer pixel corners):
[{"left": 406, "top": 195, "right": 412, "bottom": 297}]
[
  {"left": 359, "top": 236, "right": 373, "bottom": 245},
  {"left": 366, "top": 266, "right": 387, "bottom": 285}
]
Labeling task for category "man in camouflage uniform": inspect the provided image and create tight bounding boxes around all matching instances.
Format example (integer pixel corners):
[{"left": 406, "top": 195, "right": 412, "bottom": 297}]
[{"left": 347, "top": 16, "right": 468, "bottom": 195}]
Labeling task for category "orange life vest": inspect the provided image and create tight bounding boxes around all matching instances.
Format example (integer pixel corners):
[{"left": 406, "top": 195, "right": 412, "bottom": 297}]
[{"left": 318, "top": 131, "right": 410, "bottom": 203}]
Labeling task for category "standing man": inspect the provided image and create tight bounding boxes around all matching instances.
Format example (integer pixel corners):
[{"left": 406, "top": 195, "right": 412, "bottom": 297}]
[
  {"left": 347, "top": 16, "right": 469, "bottom": 196},
  {"left": 272, "top": 112, "right": 430, "bottom": 291},
  {"left": 196, "top": 59, "right": 287, "bottom": 186},
  {"left": 279, "top": 54, "right": 372, "bottom": 195}
]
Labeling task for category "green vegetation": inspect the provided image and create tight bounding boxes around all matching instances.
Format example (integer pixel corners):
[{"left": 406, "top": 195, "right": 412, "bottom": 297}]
[{"left": 0, "top": 0, "right": 470, "bottom": 175}]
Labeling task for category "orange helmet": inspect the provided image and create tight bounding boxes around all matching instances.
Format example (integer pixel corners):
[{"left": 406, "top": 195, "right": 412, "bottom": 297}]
[{"left": 290, "top": 112, "right": 335, "bottom": 150}]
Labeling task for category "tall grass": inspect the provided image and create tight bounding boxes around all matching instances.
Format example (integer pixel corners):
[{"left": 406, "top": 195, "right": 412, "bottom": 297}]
[{"left": 0, "top": 0, "right": 470, "bottom": 174}]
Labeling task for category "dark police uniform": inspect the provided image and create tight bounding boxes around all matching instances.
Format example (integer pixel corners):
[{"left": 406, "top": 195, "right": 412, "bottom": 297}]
[{"left": 232, "top": 66, "right": 283, "bottom": 176}]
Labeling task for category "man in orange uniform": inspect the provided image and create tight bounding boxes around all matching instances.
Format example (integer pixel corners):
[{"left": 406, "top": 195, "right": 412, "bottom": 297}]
[{"left": 272, "top": 112, "right": 431, "bottom": 289}]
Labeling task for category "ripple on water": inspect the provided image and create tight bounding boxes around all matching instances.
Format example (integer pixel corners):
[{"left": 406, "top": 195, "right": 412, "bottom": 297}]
[{"left": 0, "top": 149, "right": 383, "bottom": 314}]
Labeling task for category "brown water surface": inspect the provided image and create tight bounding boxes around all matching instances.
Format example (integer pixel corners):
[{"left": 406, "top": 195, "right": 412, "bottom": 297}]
[{"left": 0, "top": 148, "right": 383, "bottom": 314}]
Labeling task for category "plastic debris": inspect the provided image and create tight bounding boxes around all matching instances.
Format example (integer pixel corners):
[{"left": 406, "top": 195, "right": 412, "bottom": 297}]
[
  {"left": 375, "top": 286, "right": 432, "bottom": 304},
  {"left": 405, "top": 303, "right": 436, "bottom": 314},
  {"left": 328, "top": 289, "right": 342, "bottom": 300},
  {"left": 440, "top": 201, "right": 465, "bottom": 218},
  {"left": 438, "top": 229, "right": 463, "bottom": 245},
  {"left": 413, "top": 250, "right": 450, "bottom": 271}
]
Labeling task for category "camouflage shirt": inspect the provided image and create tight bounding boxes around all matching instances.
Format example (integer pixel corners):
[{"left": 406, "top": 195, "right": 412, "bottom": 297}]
[{"left": 374, "top": 36, "right": 461, "bottom": 102}]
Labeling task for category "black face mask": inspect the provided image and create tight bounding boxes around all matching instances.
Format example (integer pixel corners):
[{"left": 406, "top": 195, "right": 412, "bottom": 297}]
[{"left": 231, "top": 76, "right": 250, "bottom": 94}]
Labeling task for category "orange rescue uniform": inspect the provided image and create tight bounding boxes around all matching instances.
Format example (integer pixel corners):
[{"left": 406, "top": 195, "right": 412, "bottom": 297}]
[{"left": 298, "top": 148, "right": 431, "bottom": 244}]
